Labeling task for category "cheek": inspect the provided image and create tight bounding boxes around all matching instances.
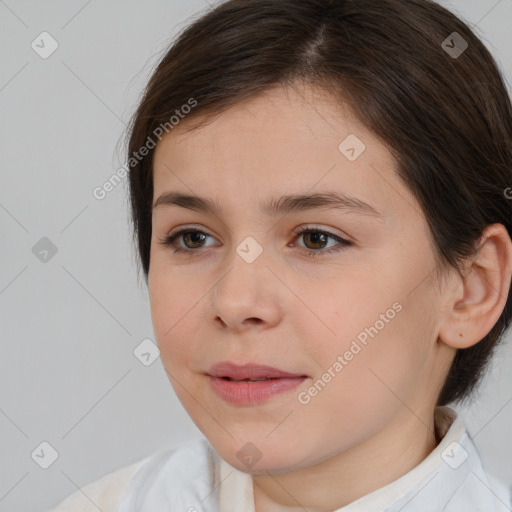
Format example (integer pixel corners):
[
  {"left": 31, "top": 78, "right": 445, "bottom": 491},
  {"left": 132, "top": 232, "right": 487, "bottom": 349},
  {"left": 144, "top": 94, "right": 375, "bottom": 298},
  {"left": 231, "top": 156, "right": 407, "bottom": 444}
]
[
  {"left": 297, "top": 267, "right": 397, "bottom": 351},
  {"left": 301, "top": 265, "right": 432, "bottom": 416},
  {"left": 148, "top": 262, "right": 205, "bottom": 364},
  {"left": 301, "top": 308, "right": 425, "bottom": 451}
]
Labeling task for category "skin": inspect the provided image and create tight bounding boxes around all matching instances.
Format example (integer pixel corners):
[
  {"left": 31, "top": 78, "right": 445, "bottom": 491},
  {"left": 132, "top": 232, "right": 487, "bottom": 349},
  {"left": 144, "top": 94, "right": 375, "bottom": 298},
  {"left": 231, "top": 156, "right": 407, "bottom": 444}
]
[{"left": 148, "top": 81, "right": 512, "bottom": 512}]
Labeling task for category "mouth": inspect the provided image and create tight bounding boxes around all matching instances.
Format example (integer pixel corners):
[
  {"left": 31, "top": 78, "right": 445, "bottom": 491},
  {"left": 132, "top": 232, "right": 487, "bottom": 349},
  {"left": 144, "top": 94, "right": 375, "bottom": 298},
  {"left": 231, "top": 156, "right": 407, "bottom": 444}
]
[
  {"left": 206, "top": 362, "right": 308, "bottom": 406},
  {"left": 207, "top": 361, "right": 308, "bottom": 380},
  {"left": 220, "top": 376, "right": 277, "bottom": 382}
]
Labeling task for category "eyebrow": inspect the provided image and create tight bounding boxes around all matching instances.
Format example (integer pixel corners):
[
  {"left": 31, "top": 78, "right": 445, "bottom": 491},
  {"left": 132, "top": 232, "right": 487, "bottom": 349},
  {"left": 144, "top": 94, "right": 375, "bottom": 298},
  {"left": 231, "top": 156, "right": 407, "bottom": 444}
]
[{"left": 153, "top": 190, "right": 383, "bottom": 219}]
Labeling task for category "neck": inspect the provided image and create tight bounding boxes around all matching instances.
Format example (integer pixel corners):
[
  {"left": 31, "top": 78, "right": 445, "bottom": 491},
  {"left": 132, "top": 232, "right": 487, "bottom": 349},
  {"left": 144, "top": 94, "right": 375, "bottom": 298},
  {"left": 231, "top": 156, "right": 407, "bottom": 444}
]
[{"left": 252, "top": 407, "right": 440, "bottom": 512}]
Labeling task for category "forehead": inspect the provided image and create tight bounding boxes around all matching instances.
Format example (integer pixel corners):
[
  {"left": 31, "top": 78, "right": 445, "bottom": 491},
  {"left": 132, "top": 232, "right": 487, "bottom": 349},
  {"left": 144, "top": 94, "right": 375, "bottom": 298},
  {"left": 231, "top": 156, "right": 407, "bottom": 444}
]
[{"left": 151, "top": 83, "right": 417, "bottom": 221}]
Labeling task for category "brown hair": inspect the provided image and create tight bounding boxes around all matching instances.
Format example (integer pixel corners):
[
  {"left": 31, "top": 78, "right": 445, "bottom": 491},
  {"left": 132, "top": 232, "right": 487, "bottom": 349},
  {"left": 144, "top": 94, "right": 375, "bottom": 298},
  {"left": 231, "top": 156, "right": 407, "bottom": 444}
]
[{"left": 124, "top": 0, "right": 512, "bottom": 406}]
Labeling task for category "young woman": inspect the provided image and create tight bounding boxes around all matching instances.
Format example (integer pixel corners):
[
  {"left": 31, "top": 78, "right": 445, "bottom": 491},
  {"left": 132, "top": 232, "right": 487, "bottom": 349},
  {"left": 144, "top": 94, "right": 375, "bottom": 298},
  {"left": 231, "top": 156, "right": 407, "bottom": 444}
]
[{"left": 50, "top": 0, "right": 512, "bottom": 510}]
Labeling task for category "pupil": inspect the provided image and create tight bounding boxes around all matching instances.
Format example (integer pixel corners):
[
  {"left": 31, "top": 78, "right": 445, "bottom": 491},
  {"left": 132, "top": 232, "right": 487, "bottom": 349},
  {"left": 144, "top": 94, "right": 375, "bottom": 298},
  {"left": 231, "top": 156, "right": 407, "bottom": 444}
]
[
  {"left": 186, "top": 232, "right": 205, "bottom": 247},
  {"left": 306, "top": 232, "right": 326, "bottom": 249}
]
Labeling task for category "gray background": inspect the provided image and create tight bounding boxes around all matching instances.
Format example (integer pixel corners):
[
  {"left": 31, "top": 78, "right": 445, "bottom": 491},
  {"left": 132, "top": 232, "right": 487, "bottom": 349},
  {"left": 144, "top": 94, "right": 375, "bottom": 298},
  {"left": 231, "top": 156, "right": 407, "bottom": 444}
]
[{"left": 0, "top": 1, "right": 511, "bottom": 511}]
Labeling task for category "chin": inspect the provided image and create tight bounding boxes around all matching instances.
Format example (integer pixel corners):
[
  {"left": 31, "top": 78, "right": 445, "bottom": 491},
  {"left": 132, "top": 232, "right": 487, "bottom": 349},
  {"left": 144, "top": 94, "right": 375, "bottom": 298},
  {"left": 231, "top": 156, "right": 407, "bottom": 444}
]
[{"left": 215, "top": 441, "right": 307, "bottom": 475}]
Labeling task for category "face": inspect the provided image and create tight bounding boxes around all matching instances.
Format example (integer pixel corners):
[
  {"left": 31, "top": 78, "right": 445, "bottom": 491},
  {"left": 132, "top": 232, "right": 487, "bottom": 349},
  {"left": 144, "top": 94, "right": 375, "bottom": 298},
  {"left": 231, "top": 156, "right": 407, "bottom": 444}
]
[{"left": 148, "top": 82, "right": 451, "bottom": 474}]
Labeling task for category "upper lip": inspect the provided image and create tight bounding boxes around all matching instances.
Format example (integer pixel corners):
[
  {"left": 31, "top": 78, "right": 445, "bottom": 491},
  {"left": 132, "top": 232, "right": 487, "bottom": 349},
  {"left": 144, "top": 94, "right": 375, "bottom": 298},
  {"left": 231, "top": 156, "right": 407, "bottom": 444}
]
[{"left": 207, "top": 361, "right": 307, "bottom": 380}]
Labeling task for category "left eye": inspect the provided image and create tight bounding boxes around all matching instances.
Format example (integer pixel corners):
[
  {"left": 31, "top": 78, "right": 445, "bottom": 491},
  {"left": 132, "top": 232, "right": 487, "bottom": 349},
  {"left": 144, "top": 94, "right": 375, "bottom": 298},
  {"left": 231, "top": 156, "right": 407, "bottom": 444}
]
[
  {"left": 158, "top": 226, "right": 353, "bottom": 257},
  {"left": 291, "top": 227, "right": 353, "bottom": 256}
]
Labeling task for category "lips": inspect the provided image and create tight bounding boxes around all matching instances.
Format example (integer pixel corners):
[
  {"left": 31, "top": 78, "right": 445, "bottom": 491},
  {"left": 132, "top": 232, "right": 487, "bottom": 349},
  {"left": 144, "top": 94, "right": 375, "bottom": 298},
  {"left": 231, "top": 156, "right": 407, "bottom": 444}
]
[
  {"left": 207, "top": 361, "right": 307, "bottom": 380},
  {"left": 206, "top": 361, "right": 308, "bottom": 406}
]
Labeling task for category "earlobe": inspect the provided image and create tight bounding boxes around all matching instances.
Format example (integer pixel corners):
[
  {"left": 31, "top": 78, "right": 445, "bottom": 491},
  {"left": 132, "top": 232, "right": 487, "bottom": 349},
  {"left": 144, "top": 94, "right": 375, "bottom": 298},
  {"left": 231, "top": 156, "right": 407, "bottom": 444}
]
[{"left": 438, "top": 223, "right": 512, "bottom": 350}]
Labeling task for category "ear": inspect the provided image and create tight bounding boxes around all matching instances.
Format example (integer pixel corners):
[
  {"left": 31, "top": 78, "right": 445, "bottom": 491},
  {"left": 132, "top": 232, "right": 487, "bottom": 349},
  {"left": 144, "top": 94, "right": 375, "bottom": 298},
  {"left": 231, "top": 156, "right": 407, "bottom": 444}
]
[{"left": 438, "top": 223, "right": 512, "bottom": 349}]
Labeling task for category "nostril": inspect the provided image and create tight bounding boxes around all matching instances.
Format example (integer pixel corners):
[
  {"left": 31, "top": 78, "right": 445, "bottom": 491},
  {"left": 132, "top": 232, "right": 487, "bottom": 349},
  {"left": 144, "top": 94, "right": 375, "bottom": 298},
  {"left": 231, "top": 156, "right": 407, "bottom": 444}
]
[{"left": 246, "top": 317, "right": 263, "bottom": 324}]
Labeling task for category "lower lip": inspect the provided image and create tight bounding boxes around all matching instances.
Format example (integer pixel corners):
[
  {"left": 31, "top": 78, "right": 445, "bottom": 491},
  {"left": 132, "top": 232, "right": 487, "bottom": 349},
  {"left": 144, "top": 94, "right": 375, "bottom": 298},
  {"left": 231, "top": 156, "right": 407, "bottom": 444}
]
[{"left": 208, "top": 376, "right": 307, "bottom": 406}]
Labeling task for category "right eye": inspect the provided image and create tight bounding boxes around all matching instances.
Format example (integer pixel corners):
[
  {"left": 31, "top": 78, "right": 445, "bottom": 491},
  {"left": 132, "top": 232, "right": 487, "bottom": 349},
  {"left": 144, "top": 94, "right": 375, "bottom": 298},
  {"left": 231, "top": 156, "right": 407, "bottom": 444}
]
[{"left": 158, "top": 228, "right": 218, "bottom": 254}]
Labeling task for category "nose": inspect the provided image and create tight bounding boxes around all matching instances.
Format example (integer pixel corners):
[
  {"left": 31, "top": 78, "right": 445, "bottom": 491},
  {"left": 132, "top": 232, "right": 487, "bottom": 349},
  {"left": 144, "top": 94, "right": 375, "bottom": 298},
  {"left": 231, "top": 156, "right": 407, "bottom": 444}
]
[{"left": 206, "top": 243, "right": 284, "bottom": 332}]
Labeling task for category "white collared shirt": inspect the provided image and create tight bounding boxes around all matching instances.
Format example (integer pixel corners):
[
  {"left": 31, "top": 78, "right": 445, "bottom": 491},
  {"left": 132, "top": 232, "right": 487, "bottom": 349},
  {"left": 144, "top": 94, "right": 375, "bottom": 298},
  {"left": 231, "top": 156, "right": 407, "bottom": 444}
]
[{"left": 49, "top": 406, "right": 511, "bottom": 511}]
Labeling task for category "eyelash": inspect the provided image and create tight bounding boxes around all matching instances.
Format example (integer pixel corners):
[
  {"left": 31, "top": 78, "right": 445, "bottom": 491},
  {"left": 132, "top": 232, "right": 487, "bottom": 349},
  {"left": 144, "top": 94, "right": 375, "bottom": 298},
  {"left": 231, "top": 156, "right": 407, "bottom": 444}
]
[{"left": 157, "top": 225, "right": 353, "bottom": 258}]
